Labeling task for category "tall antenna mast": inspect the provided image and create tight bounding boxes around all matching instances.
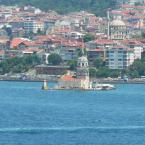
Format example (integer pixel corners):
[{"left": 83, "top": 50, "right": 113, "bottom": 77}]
[
  {"left": 107, "top": 9, "right": 110, "bottom": 39},
  {"left": 82, "top": 37, "right": 84, "bottom": 56}
]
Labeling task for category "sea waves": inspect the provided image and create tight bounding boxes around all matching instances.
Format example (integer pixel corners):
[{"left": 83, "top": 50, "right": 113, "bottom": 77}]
[{"left": 0, "top": 126, "right": 145, "bottom": 134}]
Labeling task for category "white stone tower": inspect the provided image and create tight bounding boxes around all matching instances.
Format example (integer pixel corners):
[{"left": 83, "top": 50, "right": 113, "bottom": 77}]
[{"left": 76, "top": 56, "right": 90, "bottom": 89}]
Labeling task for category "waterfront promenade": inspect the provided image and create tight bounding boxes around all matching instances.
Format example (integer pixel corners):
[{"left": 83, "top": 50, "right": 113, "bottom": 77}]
[{"left": 1, "top": 74, "right": 145, "bottom": 84}]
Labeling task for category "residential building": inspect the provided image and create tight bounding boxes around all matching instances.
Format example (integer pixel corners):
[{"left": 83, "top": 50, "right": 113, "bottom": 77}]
[
  {"left": 106, "top": 46, "right": 134, "bottom": 69},
  {"left": 128, "top": 0, "right": 145, "bottom": 5},
  {"left": 24, "top": 20, "right": 44, "bottom": 33},
  {"left": 0, "top": 50, "right": 5, "bottom": 62},
  {"left": 87, "top": 48, "right": 104, "bottom": 61},
  {"left": 58, "top": 43, "right": 81, "bottom": 61}
]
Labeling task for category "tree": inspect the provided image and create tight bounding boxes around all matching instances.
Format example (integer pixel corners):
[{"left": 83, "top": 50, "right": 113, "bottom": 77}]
[
  {"left": 0, "top": 54, "right": 41, "bottom": 74},
  {"left": 108, "top": 69, "right": 120, "bottom": 78},
  {"left": 141, "top": 32, "right": 145, "bottom": 38},
  {"left": 68, "top": 60, "right": 77, "bottom": 71},
  {"left": 127, "top": 58, "right": 145, "bottom": 78},
  {"left": 93, "top": 58, "right": 104, "bottom": 68},
  {"left": 0, "top": 0, "right": 116, "bottom": 16},
  {"left": 83, "top": 34, "right": 95, "bottom": 42},
  {"left": 48, "top": 53, "right": 62, "bottom": 65},
  {"left": 77, "top": 48, "right": 84, "bottom": 57},
  {"left": 3, "top": 26, "right": 13, "bottom": 39},
  {"left": 127, "top": 70, "right": 139, "bottom": 78},
  {"left": 95, "top": 67, "right": 120, "bottom": 78},
  {"left": 96, "top": 67, "right": 110, "bottom": 78},
  {"left": 89, "top": 67, "right": 97, "bottom": 78},
  {"left": 134, "top": 2, "right": 142, "bottom": 6},
  {"left": 37, "top": 28, "right": 44, "bottom": 35}
]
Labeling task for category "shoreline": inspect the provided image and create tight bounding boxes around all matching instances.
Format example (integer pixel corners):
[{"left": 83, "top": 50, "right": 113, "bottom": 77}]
[{"left": 1, "top": 78, "right": 145, "bottom": 84}]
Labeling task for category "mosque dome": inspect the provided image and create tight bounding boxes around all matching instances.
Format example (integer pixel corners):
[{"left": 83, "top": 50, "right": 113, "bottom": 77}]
[{"left": 110, "top": 19, "right": 126, "bottom": 26}]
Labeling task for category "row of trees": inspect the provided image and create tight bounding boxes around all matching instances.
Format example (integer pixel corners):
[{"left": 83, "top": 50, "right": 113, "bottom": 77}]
[
  {"left": 48, "top": 53, "right": 62, "bottom": 65},
  {"left": 67, "top": 57, "right": 120, "bottom": 78},
  {"left": 67, "top": 57, "right": 145, "bottom": 78},
  {"left": 90, "top": 57, "right": 145, "bottom": 78},
  {"left": 0, "top": 55, "right": 41, "bottom": 74},
  {"left": 35, "top": 53, "right": 145, "bottom": 78},
  {"left": 126, "top": 57, "right": 145, "bottom": 78},
  {"left": 89, "top": 58, "right": 120, "bottom": 78},
  {"left": 2, "top": 52, "right": 144, "bottom": 78},
  {"left": 1, "top": 0, "right": 116, "bottom": 16}
]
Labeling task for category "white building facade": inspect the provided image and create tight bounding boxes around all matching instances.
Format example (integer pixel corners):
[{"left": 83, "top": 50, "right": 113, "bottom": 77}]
[{"left": 106, "top": 46, "right": 134, "bottom": 69}]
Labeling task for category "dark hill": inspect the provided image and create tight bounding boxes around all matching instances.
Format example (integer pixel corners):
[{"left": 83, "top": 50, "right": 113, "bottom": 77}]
[{"left": 0, "top": 0, "right": 116, "bottom": 16}]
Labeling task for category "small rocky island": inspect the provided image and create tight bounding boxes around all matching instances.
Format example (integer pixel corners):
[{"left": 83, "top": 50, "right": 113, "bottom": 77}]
[{"left": 56, "top": 55, "right": 115, "bottom": 90}]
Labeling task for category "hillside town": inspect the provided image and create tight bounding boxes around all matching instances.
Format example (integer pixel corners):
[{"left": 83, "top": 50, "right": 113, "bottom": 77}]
[{"left": 0, "top": 0, "right": 145, "bottom": 81}]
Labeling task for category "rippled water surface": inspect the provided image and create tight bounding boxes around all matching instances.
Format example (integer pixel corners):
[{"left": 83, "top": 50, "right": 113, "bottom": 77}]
[{"left": 0, "top": 81, "right": 145, "bottom": 145}]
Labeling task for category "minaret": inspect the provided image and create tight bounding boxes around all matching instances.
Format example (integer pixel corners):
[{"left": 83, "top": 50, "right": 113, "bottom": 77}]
[{"left": 107, "top": 9, "right": 110, "bottom": 39}]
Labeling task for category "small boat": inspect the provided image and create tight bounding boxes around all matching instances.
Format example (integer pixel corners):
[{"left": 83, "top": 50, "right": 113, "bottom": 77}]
[
  {"left": 92, "top": 82, "right": 115, "bottom": 90},
  {"left": 101, "top": 84, "right": 115, "bottom": 90},
  {"left": 42, "top": 80, "right": 48, "bottom": 90}
]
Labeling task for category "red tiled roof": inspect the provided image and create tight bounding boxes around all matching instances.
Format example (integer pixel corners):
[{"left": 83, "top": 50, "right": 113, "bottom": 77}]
[
  {"left": 0, "top": 50, "right": 5, "bottom": 55},
  {"left": 60, "top": 75, "right": 87, "bottom": 81},
  {"left": 94, "top": 39, "right": 114, "bottom": 45},
  {"left": 122, "top": 40, "right": 143, "bottom": 46},
  {"left": 88, "top": 48, "right": 103, "bottom": 52},
  {"left": 23, "top": 48, "right": 43, "bottom": 54},
  {"left": 11, "top": 38, "right": 24, "bottom": 47},
  {"left": 122, "top": 4, "right": 135, "bottom": 9},
  {"left": 10, "top": 38, "right": 40, "bottom": 49},
  {"left": 10, "top": 38, "right": 31, "bottom": 48},
  {"left": 60, "top": 75, "right": 77, "bottom": 81}
]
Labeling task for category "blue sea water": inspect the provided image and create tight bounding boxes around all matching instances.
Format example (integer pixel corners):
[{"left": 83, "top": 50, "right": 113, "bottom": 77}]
[{"left": 0, "top": 81, "right": 145, "bottom": 145}]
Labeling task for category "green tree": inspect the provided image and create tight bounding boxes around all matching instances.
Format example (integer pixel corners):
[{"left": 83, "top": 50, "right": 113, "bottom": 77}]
[
  {"left": 0, "top": 54, "right": 41, "bottom": 74},
  {"left": 93, "top": 58, "right": 104, "bottom": 68},
  {"left": 127, "top": 70, "right": 139, "bottom": 78},
  {"left": 127, "top": 58, "right": 145, "bottom": 78},
  {"left": 83, "top": 34, "right": 95, "bottom": 42},
  {"left": 141, "top": 32, "right": 145, "bottom": 38},
  {"left": 0, "top": 0, "right": 116, "bottom": 16},
  {"left": 96, "top": 67, "right": 110, "bottom": 78},
  {"left": 48, "top": 53, "right": 62, "bottom": 65},
  {"left": 68, "top": 60, "right": 77, "bottom": 71},
  {"left": 108, "top": 69, "right": 120, "bottom": 78},
  {"left": 37, "top": 28, "right": 44, "bottom": 35},
  {"left": 89, "top": 67, "right": 97, "bottom": 78},
  {"left": 95, "top": 67, "right": 119, "bottom": 78},
  {"left": 3, "top": 26, "right": 13, "bottom": 39},
  {"left": 77, "top": 48, "right": 84, "bottom": 57},
  {"left": 134, "top": 2, "right": 142, "bottom": 6}
]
